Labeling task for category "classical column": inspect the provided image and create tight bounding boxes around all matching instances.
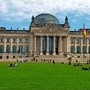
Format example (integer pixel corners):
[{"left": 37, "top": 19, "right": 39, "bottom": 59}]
[
  {"left": 67, "top": 36, "right": 70, "bottom": 54},
  {"left": 34, "top": 36, "right": 36, "bottom": 54},
  {"left": 53, "top": 36, "right": 56, "bottom": 55},
  {"left": 29, "top": 34, "right": 33, "bottom": 55},
  {"left": 64, "top": 36, "right": 67, "bottom": 53},
  {"left": 10, "top": 38, "right": 12, "bottom": 53},
  {"left": 3, "top": 37, "right": 6, "bottom": 53},
  {"left": 58, "top": 36, "right": 62, "bottom": 55},
  {"left": 46, "top": 36, "right": 49, "bottom": 55},
  {"left": 80, "top": 38, "right": 83, "bottom": 54},
  {"left": 40, "top": 36, "right": 43, "bottom": 55}
]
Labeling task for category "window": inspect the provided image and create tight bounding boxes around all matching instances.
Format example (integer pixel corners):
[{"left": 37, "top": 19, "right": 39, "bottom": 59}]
[
  {"left": 71, "top": 38, "right": 74, "bottom": 44},
  {"left": 6, "top": 45, "right": 10, "bottom": 53},
  {"left": 13, "top": 56, "right": 15, "bottom": 58},
  {"left": 83, "top": 39, "right": 86, "bottom": 44},
  {"left": 49, "top": 37, "right": 53, "bottom": 54},
  {"left": 18, "top": 45, "right": 23, "bottom": 53},
  {"left": 77, "top": 46, "right": 80, "bottom": 53},
  {"left": 88, "top": 46, "right": 90, "bottom": 53},
  {"left": 13, "top": 38, "right": 16, "bottom": 43},
  {"left": 70, "top": 46, "right": 74, "bottom": 53},
  {"left": 26, "top": 39, "right": 28, "bottom": 43},
  {"left": 19, "top": 38, "right": 22, "bottom": 43},
  {"left": 0, "top": 38, "right": 3, "bottom": 43},
  {"left": 6, "top": 38, "right": 9, "bottom": 43},
  {"left": 25, "top": 45, "right": 29, "bottom": 53},
  {"left": 78, "top": 56, "right": 80, "bottom": 58},
  {"left": 83, "top": 46, "right": 86, "bottom": 54},
  {"left": 0, "top": 45, "right": 4, "bottom": 53},
  {"left": 77, "top": 38, "right": 80, "bottom": 44},
  {"left": 42, "top": 37, "right": 46, "bottom": 54},
  {"left": 12, "top": 45, "right": 16, "bottom": 53},
  {"left": 0, "top": 56, "right": 2, "bottom": 59},
  {"left": 89, "top": 39, "right": 90, "bottom": 44},
  {"left": 6, "top": 56, "right": 9, "bottom": 59}
]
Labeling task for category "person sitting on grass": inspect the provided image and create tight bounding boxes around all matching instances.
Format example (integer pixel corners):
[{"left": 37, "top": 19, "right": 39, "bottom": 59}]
[
  {"left": 82, "top": 67, "right": 89, "bottom": 70},
  {"left": 82, "top": 64, "right": 90, "bottom": 70},
  {"left": 13, "top": 63, "right": 18, "bottom": 67},
  {"left": 68, "top": 60, "right": 71, "bottom": 65},
  {"left": 8, "top": 63, "right": 13, "bottom": 67},
  {"left": 52, "top": 60, "right": 55, "bottom": 65},
  {"left": 8, "top": 62, "right": 17, "bottom": 67}
]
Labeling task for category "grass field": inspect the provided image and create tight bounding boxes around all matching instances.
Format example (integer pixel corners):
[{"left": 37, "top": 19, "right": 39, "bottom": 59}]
[{"left": 0, "top": 62, "right": 90, "bottom": 90}]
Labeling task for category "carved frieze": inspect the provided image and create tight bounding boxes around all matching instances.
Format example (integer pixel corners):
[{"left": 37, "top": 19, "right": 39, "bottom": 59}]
[{"left": 32, "top": 24, "right": 68, "bottom": 33}]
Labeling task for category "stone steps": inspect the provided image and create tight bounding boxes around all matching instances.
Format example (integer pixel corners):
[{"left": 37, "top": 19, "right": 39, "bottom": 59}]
[
  {"left": 36, "top": 55, "right": 68, "bottom": 62},
  {"left": 71, "top": 57, "right": 87, "bottom": 62}
]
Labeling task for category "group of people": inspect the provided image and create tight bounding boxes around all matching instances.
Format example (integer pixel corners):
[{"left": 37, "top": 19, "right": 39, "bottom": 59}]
[
  {"left": 74, "top": 60, "right": 82, "bottom": 66},
  {"left": 73, "top": 60, "right": 90, "bottom": 70},
  {"left": 8, "top": 60, "right": 18, "bottom": 67},
  {"left": 8, "top": 62, "right": 17, "bottom": 67}
]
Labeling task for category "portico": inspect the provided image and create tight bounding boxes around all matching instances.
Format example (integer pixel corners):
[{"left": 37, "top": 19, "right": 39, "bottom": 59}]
[{"left": 33, "top": 35, "right": 68, "bottom": 56}]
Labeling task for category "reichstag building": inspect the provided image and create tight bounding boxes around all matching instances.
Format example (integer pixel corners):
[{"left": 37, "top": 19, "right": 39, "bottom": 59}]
[{"left": 0, "top": 13, "right": 89, "bottom": 62}]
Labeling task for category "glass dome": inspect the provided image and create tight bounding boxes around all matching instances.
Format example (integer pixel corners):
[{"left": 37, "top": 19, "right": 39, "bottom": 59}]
[{"left": 34, "top": 13, "right": 60, "bottom": 25}]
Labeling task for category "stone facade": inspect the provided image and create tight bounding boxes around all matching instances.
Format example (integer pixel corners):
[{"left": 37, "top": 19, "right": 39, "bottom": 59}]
[{"left": 0, "top": 13, "right": 89, "bottom": 62}]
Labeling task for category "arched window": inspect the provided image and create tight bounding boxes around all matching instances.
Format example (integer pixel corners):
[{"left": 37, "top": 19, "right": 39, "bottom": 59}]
[
  {"left": 77, "top": 46, "right": 80, "bottom": 53},
  {"left": 6, "top": 45, "right": 10, "bottom": 53},
  {"left": 83, "top": 46, "right": 86, "bottom": 54},
  {"left": 18, "top": 45, "right": 23, "bottom": 53},
  {"left": 0, "top": 45, "right": 4, "bottom": 53},
  {"left": 25, "top": 45, "right": 29, "bottom": 53},
  {"left": 70, "top": 46, "right": 74, "bottom": 53},
  {"left": 12, "top": 45, "right": 16, "bottom": 53}
]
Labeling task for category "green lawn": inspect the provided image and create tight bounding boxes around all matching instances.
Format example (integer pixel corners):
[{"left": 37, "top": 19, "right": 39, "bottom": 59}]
[{"left": 0, "top": 62, "right": 90, "bottom": 90}]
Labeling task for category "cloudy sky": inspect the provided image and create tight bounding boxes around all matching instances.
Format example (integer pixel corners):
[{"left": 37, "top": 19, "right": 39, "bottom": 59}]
[{"left": 0, "top": 0, "right": 90, "bottom": 30}]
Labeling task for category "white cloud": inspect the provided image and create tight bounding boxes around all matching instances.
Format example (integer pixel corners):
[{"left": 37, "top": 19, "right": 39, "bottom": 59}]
[
  {"left": 86, "top": 17, "right": 90, "bottom": 21},
  {"left": 0, "top": 0, "right": 90, "bottom": 22},
  {"left": 72, "top": 19, "right": 77, "bottom": 23}
]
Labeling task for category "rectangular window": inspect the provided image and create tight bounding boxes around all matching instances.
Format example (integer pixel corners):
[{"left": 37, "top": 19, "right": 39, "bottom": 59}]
[
  {"left": 19, "top": 38, "right": 22, "bottom": 43},
  {"left": 89, "top": 39, "right": 90, "bottom": 44},
  {"left": 26, "top": 39, "right": 28, "bottom": 43},
  {"left": 6, "top": 38, "right": 9, "bottom": 43},
  {"left": 13, "top": 38, "right": 16, "bottom": 43},
  {"left": 83, "top": 39, "right": 86, "bottom": 44},
  {"left": 77, "top": 39, "right": 80, "bottom": 44},
  {"left": 0, "top": 38, "right": 3, "bottom": 43},
  {"left": 71, "top": 38, "right": 74, "bottom": 44}
]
